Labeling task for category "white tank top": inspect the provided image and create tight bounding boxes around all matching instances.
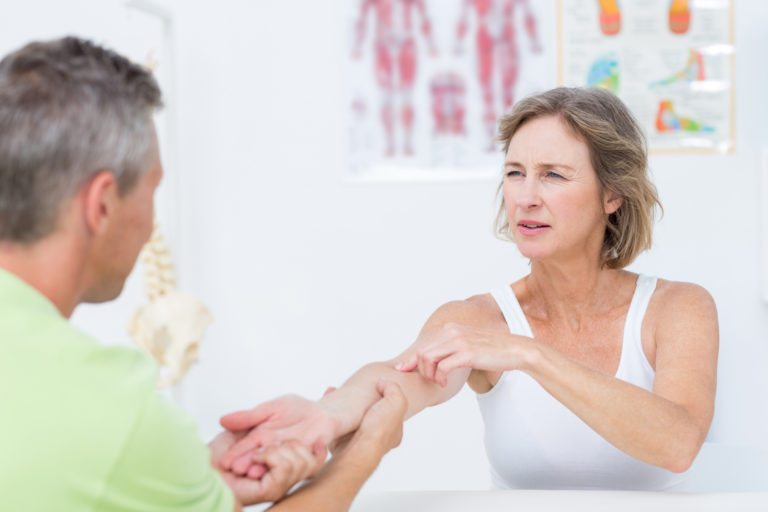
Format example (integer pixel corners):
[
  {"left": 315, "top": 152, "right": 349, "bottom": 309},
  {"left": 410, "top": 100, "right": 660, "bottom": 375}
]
[{"left": 477, "top": 274, "right": 689, "bottom": 490}]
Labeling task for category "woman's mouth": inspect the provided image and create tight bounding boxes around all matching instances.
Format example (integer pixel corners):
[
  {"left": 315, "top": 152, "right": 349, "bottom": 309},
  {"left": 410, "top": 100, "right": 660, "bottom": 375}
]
[{"left": 517, "top": 221, "right": 551, "bottom": 235}]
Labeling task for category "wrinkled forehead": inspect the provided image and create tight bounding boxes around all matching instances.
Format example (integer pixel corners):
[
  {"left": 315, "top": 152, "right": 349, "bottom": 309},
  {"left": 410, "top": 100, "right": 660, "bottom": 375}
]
[{"left": 505, "top": 115, "right": 592, "bottom": 171}]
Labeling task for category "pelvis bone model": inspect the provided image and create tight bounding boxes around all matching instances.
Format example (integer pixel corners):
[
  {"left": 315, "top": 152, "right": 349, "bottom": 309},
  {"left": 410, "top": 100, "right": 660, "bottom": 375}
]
[{"left": 127, "top": 226, "right": 213, "bottom": 388}]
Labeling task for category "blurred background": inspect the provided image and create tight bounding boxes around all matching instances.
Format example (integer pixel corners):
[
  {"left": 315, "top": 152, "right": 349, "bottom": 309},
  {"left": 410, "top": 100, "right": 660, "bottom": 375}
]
[{"left": 1, "top": 0, "right": 767, "bottom": 493}]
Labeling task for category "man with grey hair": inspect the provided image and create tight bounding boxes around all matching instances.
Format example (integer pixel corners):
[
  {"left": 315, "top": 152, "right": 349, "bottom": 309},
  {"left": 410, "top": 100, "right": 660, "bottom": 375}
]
[{"left": 0, "top": 37, "right": 406, "bottom": 511}]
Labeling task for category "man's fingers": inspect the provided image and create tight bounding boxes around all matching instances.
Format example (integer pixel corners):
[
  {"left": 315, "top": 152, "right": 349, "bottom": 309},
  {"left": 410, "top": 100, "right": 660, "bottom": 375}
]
[
  {"left": 251, "top": 449, "right": 292, "bottom": 503},
  {"left": 277, "top": 440, "right": 317, "bottom": 482},
  {"left": 252, "top": 442, "right": 313, "bottom": 500},
  {"left": 377, "top": 379, "right": 408, "bottom": 418},
  {"left": 265, "top": 443, "right": 303, "bottom": 483},
  {"left": 310, "top": 438, "right": 328, "bottom": 467},
  {"left": 306, "top": 439, "right": 326, "bottom": 477},
  {"left": 357, "top": 380, "right": 407, "bottom": 452}
]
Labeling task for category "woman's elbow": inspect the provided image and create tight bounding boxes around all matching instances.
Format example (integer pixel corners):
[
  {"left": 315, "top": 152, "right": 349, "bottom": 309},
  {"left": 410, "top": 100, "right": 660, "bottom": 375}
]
[
  {"left": 665, "top": 453, "right": 696, "bottom": 474},
  {"left": 662, "top": 429, "right": 706, "bottom": 473}
]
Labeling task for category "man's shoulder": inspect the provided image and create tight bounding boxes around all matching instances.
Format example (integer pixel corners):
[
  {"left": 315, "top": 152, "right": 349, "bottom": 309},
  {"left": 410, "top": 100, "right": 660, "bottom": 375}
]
[
  {"left": 1, "top": 312, "right": 158, "bottom": 400},
  {"left": 2, "top": 318, "right": 159, "bottom": 437}
]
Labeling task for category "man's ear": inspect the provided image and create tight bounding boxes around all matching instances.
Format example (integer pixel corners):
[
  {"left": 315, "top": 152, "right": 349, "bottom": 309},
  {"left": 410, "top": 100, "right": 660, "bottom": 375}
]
[
  {"left": 604, "top": 192, "right": 623, "bottom": 215},
  {"left": 82, "top": 171, "right": 118, "bottom": 235}
]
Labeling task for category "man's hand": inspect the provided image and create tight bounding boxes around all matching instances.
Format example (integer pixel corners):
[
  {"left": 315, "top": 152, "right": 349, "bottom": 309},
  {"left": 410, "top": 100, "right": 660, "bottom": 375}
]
[
  {"left": 333, "top": 379, "right": 407, "bottom": 462},
  {"left": 218, "top": 395, "right": 338, "bottom": 477},
  {"left": 209, "top": 431, "right": 324, "bottom": 506}
]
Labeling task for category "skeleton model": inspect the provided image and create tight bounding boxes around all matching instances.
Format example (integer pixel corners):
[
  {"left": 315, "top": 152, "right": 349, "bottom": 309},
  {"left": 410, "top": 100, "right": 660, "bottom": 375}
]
[{"left": 127, "top": 226, "right": 213, "bottom": 388}]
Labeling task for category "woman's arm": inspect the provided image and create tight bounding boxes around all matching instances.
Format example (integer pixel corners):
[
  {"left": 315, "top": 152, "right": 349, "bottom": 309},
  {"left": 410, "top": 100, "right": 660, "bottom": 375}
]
[
  {"left": 218, "top": 300, "right": 488, "bottom": 475},
  {"left": 219, "top": 380, "right": 408, "bottom": 512},
  {"left": 402, "top": 282, "right": 718, "bottom": 472},
  {"left": 266, "top": 379, "right": 408, "bottom": 512}
]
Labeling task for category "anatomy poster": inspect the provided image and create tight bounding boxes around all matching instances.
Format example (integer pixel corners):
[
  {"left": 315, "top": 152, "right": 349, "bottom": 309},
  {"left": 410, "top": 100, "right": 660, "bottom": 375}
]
[
  {"left": 559, "top": 0, "right": 733, "bottom": 153},
  {"left": 345, "top": 0, "right": 557, "bottom": 181}
]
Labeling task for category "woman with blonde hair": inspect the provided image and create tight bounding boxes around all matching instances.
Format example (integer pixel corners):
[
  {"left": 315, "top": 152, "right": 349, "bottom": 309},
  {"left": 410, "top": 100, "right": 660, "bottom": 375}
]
[{"left": 220, "top": 87, "right": 718, "bottom": 490}]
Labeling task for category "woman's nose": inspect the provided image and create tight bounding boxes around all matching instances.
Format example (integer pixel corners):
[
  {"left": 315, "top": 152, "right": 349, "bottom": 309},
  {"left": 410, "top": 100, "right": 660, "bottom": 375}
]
[{"left": 514, "top": 177, "right": 542, "bottom": 210}]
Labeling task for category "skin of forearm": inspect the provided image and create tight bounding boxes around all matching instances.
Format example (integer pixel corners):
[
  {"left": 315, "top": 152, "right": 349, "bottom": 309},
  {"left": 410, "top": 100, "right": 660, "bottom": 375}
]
[
  {"left": 319, "top": 361, "right": 466, "bottom": 438},
  {"left": 267, "top": 439, "right": 382, "bottom": 512},
  {"left": 524, "top": 342, "right": 709, "bottom": 472}
]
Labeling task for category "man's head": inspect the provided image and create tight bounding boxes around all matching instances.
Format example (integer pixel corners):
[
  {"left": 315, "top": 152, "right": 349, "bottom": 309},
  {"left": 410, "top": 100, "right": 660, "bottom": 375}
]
[{"left": 0, "top": 37, "right": 164, "bottom": 302}]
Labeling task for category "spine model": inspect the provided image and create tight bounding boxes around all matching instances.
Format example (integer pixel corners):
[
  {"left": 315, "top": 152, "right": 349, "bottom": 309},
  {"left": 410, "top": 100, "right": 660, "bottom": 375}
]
[{"left": 128, "top": 225, "right": 213, "bottom": 388}]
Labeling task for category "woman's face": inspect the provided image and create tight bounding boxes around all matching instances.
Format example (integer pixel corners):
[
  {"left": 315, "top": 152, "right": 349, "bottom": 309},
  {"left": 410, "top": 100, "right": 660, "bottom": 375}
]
[{"left": 502, "top": 115, "right": 621, "bottom": 264}]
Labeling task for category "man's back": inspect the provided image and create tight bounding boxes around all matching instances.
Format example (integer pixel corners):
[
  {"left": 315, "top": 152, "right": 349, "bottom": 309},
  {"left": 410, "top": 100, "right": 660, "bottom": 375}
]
[{"left": 0, "top": 268, "right": 233, "bottom": 511}]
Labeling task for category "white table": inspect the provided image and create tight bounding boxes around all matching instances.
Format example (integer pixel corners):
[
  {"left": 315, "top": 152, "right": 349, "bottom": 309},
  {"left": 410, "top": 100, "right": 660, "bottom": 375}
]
[{"left": 350, "top": 490, "right": 768, "bottom": 511}]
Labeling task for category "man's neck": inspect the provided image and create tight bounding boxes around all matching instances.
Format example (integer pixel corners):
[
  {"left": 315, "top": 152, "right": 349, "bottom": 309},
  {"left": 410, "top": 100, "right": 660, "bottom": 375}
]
[{"left": 0, "top": 234, "right": 88, "bottom": 318}]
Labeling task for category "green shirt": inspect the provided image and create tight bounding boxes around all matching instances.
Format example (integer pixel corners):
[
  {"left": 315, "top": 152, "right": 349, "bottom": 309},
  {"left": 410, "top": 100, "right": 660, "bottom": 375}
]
[{"left": 0, "top": 269, "right": 234, "bottom": 512}]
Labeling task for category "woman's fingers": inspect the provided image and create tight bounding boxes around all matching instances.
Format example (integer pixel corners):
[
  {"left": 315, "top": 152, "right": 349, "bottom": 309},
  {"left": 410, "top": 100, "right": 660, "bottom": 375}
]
[
  {"left": 434, "top": 352, "right": 471, "bottom": 387},
  {"left": 218, "top": 422, "right": 273, "bottom": 471},
  {"left": 396, "top": 346, "right": 454, "bottom": 383},
  {"left": 246, "top": 462, "right": 269, "bottom": 480},
  {"left": 220, "top": 402, "right": 274, "bottom": 431},
  {"left": 397, "top": 324, "right": 478, "bottom": 383},
  {"left": 395, "top": 356, "right": 417, "bottom": 372},
  {"left": 232, "top": 452, "right": 258, "bottom": 476},
  {"left": 422, "top": 339, "right": 466, "bottom": 383}
]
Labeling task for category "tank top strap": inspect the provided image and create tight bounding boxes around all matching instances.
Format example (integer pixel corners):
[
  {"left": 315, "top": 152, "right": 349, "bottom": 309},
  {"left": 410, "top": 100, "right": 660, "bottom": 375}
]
[
  {"left": 490, "top": 286, "right": 534, "bottom": 338},
  {"left": 616, "top": 274, "right": 658, "bottom": 382}
]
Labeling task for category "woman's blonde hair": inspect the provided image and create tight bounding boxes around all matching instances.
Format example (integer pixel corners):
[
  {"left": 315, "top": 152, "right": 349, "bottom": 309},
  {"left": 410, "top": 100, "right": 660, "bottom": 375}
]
[{"left": 495, "top": 87, "right": 662, "bottom": 269}]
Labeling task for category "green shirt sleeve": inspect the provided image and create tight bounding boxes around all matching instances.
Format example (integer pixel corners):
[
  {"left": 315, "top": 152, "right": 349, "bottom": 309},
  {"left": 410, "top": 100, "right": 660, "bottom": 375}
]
[{"left": 97, "top": 387, "right": 234, "bottom": 512}]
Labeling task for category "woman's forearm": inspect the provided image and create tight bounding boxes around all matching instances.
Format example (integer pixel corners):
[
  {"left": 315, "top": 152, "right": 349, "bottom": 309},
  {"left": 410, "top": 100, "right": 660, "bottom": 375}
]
[
  {"left": 523, "top": 342, "right": 711, "bottom": 472},
  {"left": 319, "top": 360, "right": 468, "bottom": 439}
]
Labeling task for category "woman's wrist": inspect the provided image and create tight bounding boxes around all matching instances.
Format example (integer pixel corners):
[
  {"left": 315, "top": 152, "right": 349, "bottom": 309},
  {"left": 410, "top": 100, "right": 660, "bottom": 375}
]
[
  {"left": 318, "top": 369, "right": 389, "bottom": 439},
  {"left": 515, "top": 337, "right": 544, "bottom": 375},
  {"left": 318, "top": 391, "right": 361, "bottom": 439}
]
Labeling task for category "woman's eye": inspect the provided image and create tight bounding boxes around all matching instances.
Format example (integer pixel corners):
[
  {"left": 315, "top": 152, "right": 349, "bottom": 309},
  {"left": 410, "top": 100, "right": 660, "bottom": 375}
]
[
  {"left": 506, "top": 169, "right": 523, "bottom": 177},
  {"left": 546, "top": 171, "right": 564, "bottom": 179}
]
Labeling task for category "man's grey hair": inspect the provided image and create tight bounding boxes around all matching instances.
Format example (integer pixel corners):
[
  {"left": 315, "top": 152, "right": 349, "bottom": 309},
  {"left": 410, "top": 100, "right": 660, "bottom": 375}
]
[{"left": 0, "top": 36, "right": 163, "bottom": 243}]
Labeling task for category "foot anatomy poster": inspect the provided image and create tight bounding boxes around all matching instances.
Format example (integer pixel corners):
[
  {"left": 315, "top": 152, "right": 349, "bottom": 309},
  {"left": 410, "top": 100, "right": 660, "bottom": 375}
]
[
  {"left": 558, "top": 0, "right": 734, "bottom": 153},
  {"left": 345, "top": 0, "right": 557, "bottom": 181}
]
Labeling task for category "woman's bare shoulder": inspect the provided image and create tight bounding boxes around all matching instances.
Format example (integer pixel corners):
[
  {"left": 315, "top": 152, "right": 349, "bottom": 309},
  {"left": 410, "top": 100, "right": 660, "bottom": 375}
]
[
  {"left": 648, "top": 278, "right": 718, "bottom": 333},
  {"left": 652, "top": 278, "right": 717, "bottom": 312}
]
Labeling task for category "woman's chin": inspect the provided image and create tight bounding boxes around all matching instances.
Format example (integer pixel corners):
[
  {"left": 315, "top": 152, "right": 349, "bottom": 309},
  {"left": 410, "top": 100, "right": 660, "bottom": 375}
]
[
  {"left": 513, "top": 239, "right": 549, "bottom": 259},
  {"left": 517, "top": 248, "right": 551, "bottom": 262}
]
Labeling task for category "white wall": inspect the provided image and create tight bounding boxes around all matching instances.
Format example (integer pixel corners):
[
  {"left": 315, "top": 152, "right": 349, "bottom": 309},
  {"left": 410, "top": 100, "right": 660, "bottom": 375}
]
[
  {"left": 4, "top": 0, "right": 767, "bottom": 493},
  {"left": 169, "top": 0, "right": 768, "bottom": 491}
]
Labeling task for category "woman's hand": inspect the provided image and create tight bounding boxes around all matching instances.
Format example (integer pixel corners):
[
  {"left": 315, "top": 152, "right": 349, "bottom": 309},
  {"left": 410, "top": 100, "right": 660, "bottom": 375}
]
[
  {"left": 218, "top": 395, "right": 337, "bottom": 477},
  {"left": 396, "top": 322, "right": 534, "bottom": 387}
]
